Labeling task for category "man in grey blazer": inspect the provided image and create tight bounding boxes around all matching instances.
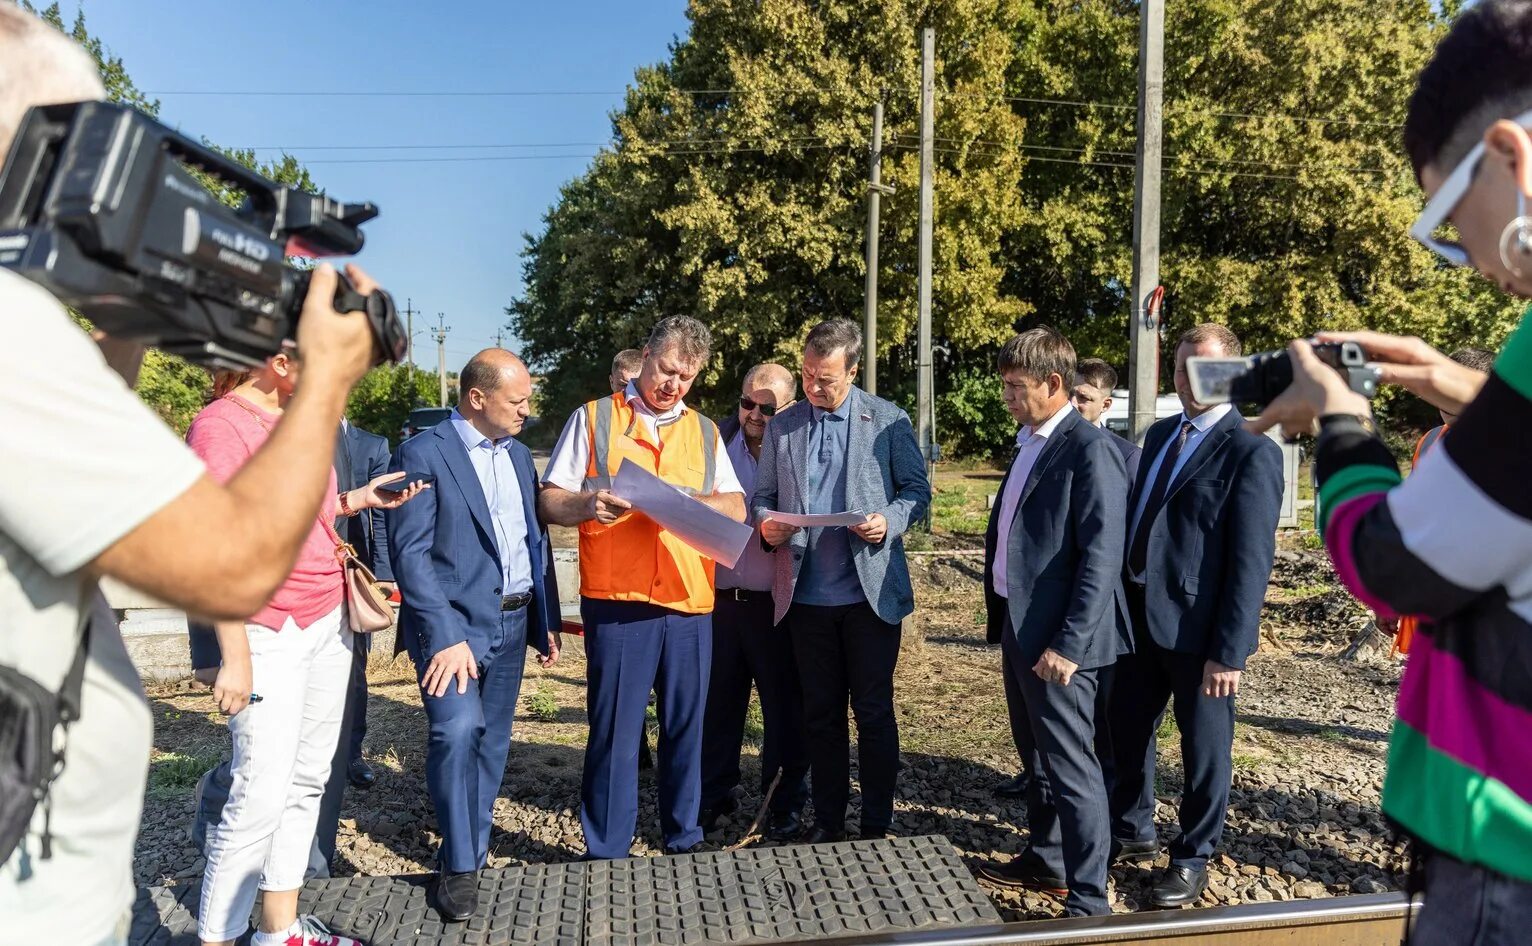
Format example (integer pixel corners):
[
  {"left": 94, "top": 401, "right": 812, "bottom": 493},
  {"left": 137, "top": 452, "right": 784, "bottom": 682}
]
[
  {"left": 975, "top": 328, "right": 1129, "bottom": 917},
  {"left": 753, "top": 318, "right": 931, "bottom": 843}
]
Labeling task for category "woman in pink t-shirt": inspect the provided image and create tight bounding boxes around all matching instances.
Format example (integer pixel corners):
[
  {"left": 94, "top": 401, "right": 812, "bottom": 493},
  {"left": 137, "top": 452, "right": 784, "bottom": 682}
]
[{"left": 187, "top": 354, "right": 426, "bottom": 946}]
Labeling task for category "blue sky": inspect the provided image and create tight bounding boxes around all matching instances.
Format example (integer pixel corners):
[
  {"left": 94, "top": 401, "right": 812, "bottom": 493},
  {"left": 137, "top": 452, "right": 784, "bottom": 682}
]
[{"left": 77, "top": 0, "right": 691, "bottom": 369}]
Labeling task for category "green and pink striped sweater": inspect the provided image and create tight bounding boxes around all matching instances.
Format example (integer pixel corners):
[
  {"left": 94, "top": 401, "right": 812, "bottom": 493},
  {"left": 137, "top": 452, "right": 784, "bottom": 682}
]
[{"left": 1315, "top": 314, "right": 1532, "bottom": 882}]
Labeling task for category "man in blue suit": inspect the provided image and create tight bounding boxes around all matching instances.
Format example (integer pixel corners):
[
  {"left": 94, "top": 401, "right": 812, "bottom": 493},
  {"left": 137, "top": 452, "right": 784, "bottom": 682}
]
[
  {"left": 755, "top": 318, "right": 930, "bottom": 843},
  {"left": 388, "top": 349, "right": 561, "bottom": 923},
  {"left": 974, "top": 328, "right": 1128, "bottom": 917},
  {"left": 1107, "top": 324, "right": 1283, "bottom": 908}
]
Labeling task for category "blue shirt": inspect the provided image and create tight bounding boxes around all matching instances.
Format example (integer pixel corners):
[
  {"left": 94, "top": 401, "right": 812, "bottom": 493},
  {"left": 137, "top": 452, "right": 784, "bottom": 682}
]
[
  {"left": 716, "top": 429, "right": 776, "bottom": 592},
  {"left": 794, "top": 395, "right": 864, "bottom": 607},
  {"left": 451, "top": 411, "right": 534, "bottom": 595}
]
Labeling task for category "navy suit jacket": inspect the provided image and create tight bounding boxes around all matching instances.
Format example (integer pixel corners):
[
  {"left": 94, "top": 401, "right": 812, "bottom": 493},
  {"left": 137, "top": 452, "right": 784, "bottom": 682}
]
[
  {"left": 1107, "top": 429, "right": 1142, "bottom": 484},
  {"left": 982, "top": 409, "right": 1130, "bottom": 669},
  {"left": 387, "top": 420, "right": 558, "bottom": 664},
  {"left": 1127, "top": 410, "right": 1283, "bottom": 670},
  {"left": 338, "top": 423, "right": 394, "bottom": 579}
]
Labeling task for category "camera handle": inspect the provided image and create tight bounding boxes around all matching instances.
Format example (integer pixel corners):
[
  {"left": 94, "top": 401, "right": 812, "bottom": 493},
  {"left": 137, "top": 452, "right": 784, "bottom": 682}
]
[{"left": 329, "top": 272, "right": 407, "bottom": 365}]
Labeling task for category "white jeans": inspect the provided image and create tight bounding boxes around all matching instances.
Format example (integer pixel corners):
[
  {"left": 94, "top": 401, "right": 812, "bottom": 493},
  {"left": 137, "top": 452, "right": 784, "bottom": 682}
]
[{"left": 198, "top": 604, "right": 352, "bottom": 942}]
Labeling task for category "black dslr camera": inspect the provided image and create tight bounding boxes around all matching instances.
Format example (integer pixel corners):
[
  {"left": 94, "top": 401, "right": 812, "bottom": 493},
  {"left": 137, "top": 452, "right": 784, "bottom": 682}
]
[
  {"left": 1185, "top": 341, "right": 1380, "bottom": 408},
  {"left": 0, "top": 101, "right": 407, "bottom": 368}
]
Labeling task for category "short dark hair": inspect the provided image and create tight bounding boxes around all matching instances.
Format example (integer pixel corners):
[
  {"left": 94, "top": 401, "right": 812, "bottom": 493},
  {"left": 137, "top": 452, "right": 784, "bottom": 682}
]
[
  {"left": 1177, "top": 323, "right": 1242, "bottom": 357},
  {"left": 996, "top": 326, "right": 1076, "bottom": 384},
  {"left": 1450, "top": 346, "right": 1497, "bottom": 374},
  {"left": 1074, "top": 357, "right": 1118, "bottom": 392},
  {"left": 645, "top": 316, "right": 712, "bottom": 366},
  {"left": 803, "top": 319, "right": 862, "bottom": 370},
  {"left": 611, "top": 348, "right": 643, "bottom": 375},
  {"left": 1405, "top": 0, "right": 1532, "bottom": 175}
]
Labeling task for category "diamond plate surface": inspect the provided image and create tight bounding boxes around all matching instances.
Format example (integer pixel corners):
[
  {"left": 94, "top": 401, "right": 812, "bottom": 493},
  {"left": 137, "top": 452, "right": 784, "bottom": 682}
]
[{"left": 132, "top": 835, "right": 996, "bottom": 945}]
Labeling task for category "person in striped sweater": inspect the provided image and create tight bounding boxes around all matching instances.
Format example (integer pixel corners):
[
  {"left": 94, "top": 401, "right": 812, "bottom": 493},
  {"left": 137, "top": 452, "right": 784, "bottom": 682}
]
[{"left": 1249, "top": 2, "right": 1532, "bottom": 940}]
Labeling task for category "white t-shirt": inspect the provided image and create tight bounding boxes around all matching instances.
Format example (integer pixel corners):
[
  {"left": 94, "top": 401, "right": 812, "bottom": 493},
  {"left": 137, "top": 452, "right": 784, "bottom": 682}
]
[
  {"left": 0, "top": 270, "right": 206, "bottom": 943},
  {"left": 542, "top": 381, "right": 743, "bottom": 495}
]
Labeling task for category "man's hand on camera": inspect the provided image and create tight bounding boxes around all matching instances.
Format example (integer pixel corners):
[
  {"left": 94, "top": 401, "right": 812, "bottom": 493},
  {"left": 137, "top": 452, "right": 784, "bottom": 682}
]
[
  {"left": 295, "top": 262, "right": 379, "bottom": 387},
  {"left": 1245, "top": 339, "right": 1373, "bottom": 440},
  {"left": 1315, "top": 330, "right": 1489, "bottom": 416}
]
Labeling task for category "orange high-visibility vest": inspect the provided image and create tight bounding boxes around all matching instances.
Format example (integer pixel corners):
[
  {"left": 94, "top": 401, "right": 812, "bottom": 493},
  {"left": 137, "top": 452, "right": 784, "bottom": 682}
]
[
  {"left": 578, "top": 392, "right": 721, "bottom": 614},
  {"left": 1394, "top": 424, "right": 1450, "bottom": 657}
]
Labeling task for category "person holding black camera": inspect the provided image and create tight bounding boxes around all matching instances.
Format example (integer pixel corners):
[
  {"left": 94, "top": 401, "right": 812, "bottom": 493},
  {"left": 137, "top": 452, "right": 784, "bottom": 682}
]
[
  {"left": 0, "top": 9, "right": 383, "bottom": 946},
  {"left": 1249, "top": 1, "right": 1532, "bottom": 938}
]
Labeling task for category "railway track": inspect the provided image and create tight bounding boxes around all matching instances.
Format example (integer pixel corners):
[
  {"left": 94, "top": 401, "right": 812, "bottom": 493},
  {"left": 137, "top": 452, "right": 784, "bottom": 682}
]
[{"left": 824, "top": 893, "right": 1413, "bottom": 946}]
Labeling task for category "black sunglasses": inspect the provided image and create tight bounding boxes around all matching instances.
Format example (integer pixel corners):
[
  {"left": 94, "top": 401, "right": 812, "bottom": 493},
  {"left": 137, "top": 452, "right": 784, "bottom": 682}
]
[{"left": 739, "top": 396, "right": 779, "bottom": 417}]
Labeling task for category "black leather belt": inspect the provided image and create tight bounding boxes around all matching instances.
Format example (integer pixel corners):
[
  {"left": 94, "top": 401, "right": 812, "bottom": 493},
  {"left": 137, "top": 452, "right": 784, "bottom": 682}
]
[
  {"left": 501, "top": 593, "right": 532, "bottom": 612},
  {"left": 720, "top": 587, "right": 769, "bottom": 603}
]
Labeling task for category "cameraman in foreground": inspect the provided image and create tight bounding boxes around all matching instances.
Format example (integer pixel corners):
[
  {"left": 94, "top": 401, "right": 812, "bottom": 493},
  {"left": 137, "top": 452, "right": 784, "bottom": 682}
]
[
  {"left": 1249, "top": 1, "right": 1532, "bottom": 938},
  {"left": 0, "top": 9, "right": 379, "bottom": 945}
]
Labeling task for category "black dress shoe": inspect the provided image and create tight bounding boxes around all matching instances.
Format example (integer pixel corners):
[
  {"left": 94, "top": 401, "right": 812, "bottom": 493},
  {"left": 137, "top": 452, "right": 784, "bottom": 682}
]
[
  {"left": 698, "top": 797, "right": 738, "bottom": 833},
  {"left": 766, "top": 810, "right": 804, "bottom": 842},
  {"left": 435, "top": 870, "right": 479, "bottom": 923},
  {"left": 857, "top": 827, "right": 893, "bottom": 841},
  {"left": 347, "top": 759, "right": 376, "bottom": 790},
  {"left": 1110, "top": 837, "right": 1162, "bottom": 865},
  {"left": 975, "top": 853, "right": 1068, "bottom": 894},
  {"left": 664, "top": 842, "right": 704, "bottom": 856},
  {"left": 1151, "top": 865, "right": 1209, "bottom": 908},
  {"left": 994, "top": 772, "right": 1030, "bottom": 799},
  {"left": 799, "top": 825, "right": 845, "bottom": 845}
]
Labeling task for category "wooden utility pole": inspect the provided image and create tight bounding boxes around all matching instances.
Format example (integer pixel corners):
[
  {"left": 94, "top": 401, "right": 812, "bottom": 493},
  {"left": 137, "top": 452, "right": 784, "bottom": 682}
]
[
  {"left": 863, "top": 99, "right": 893, "bottom": 396},
  {"left": 1127, "top": 0, "right": 1165, "bottom": 443},
  {"left": 916, "top": 27, "right": 936, "bottom": 492},
  {"left": 433, "top": 313, "right": 451, "bottom": 407}
]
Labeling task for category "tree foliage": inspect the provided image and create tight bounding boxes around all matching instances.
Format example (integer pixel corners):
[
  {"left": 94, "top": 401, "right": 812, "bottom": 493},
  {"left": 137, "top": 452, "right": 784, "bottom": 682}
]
[
  {"left": 345, "top": 365, "right": 441, "bottom": 445},
  {"left": 512, "top": 0, "right": 1522, "bottom": 455},
  {"left": 13, "top": 3, "right": 323, "bottom": 433}
]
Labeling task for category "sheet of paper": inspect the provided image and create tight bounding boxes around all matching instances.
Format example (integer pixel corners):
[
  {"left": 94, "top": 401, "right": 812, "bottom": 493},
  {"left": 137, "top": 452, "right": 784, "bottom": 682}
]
[
  {"left": 610, "top": 459, "right": 754, "bottom": 569},
  {"left": 763, "top": 510, "right": 869, "bottom": 528}
]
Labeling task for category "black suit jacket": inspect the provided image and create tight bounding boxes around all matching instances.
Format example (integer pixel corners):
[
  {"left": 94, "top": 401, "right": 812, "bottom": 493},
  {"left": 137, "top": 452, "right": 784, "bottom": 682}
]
[
  {"left": 982, "top": 409, "right": 1131, "bottom": 669},
  {"left": 337, "top": 423, "right": 394, "bottom": 580},
  {"left": 1107, "top": 429, "right": 1142, "bottom": 483},
  {"left": 1126, "top": 410, "right": 1283, "bottom": 669}
]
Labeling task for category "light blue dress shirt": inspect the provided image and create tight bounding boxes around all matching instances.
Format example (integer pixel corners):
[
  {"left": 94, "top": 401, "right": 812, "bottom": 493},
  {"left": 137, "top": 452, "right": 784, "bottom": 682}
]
[
  {"left": 451, "top": 411, "right": 534, "bottom": 595},
  {"left": 795, "top": 394, "right": 863, "bottom": 607}
]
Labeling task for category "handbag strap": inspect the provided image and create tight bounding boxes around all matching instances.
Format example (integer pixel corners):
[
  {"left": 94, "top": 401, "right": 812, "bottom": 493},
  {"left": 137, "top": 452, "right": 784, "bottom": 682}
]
[{"left": 57, "top": 611, "right": 92, "bottom": 725}]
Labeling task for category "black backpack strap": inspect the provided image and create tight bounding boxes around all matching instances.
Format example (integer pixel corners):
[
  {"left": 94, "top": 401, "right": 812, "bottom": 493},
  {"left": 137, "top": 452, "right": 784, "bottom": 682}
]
[{"left": 56, "top": 617, "right": 90, "bottom": 726}]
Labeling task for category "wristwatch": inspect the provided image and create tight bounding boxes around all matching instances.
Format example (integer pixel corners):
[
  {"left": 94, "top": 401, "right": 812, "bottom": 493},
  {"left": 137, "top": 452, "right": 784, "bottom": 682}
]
[{"left": 1319, "top": 413, "right": 1377, "bottom": 436}]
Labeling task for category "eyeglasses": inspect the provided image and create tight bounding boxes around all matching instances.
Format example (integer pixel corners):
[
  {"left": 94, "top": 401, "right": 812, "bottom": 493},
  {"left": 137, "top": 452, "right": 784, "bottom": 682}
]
[
  {"left": 1410, "top": 109, "right": 1532, "bottom": 267},
  {"left": 739, "top": 396, "right": 779, "bottom": 417}
]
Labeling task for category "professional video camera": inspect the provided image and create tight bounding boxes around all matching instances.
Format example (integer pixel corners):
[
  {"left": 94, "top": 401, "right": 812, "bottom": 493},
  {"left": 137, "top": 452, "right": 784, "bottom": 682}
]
[
  {"left": 1186, "top": 341, "right": 1381, "bottom": 408},
  {"left": 0, "top": 101, "right": 407, "bottom": 368}
]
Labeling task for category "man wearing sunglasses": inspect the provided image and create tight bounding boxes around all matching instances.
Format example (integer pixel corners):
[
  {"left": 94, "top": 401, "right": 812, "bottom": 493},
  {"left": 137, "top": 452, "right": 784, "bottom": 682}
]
[{"left": 699, "top": 363, "right": 811, "bottom": 842}]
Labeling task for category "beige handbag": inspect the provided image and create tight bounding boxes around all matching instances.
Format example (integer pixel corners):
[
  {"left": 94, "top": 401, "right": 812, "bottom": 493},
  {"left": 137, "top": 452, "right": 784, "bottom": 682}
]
[{"left": 320, "top": 516, "right": 395, "bottom": 634}]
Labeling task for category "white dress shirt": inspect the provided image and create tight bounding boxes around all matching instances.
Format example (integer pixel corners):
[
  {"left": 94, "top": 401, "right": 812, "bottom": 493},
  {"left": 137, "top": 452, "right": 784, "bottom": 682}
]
[
  {"left": 542, "top": 380, "right": 742, "bottom": 495},
  {"left": 991, "top": 401, "right": 1075, "bottom": 599},
  {"left": 1126, "top": 402, "right": 1234, "bottom": 581}
]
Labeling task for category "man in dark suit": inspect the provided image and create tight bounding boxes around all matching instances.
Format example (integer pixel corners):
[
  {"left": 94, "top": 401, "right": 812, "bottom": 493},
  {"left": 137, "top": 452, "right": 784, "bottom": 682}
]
[
  {"left": 388, "top": 349, "right": 561, "bottom": 923},
  {"left": 1108, "top": 324, "right": 1283, "bottom": 908},
  {"left": 974, "top": 328, "right": 1128, "bottom": 917},
  {"left": 755, "top": 319, "right": 930, "bottom": 843},
  {"left": 334, "top": 420, "right": 395, "bottom": 788},
  {"left": 1072, "top": 358, "right": 1141, "bottom": 482}
]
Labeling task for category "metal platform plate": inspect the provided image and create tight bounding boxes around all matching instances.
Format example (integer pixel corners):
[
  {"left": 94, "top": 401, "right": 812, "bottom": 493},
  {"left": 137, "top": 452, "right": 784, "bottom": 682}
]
[{"left": 131, "top": 835, "right": 996, "bottom": 945}]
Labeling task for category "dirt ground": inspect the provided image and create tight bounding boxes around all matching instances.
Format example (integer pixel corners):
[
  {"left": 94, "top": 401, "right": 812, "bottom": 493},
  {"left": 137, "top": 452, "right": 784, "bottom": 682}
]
[{"left": 134, "top": 466, "right": 1402, "bottom": 921}]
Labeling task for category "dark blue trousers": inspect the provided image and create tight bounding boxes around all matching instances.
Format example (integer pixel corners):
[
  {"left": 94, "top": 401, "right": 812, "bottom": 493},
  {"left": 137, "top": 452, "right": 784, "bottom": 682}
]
[
  {"left": 701, "top": 590, "right": 809, "bottom": 815},
  {"left": 1108, "top": 585, "right": 1235, "bottom": 871},
  {"left": 580, "top": 598, "right": 711, "bottom": 859},
  {"left": 417, "top": 607, "right": 528, "bottom": 873},
  {"left": 1000, "top": 624, "right": 1111, "bottom": 917}
]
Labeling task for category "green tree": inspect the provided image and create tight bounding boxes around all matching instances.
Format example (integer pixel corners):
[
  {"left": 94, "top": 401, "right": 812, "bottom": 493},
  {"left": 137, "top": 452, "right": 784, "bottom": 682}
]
[
  {"left": 513, "top": 0, "right": 1521, "bottom": 458},
  {"left": 346, "top": 365, "right": 440, "bottom": 445},
  {"left": 13, "top": 3, "right": 321, "bottom": 433}
]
